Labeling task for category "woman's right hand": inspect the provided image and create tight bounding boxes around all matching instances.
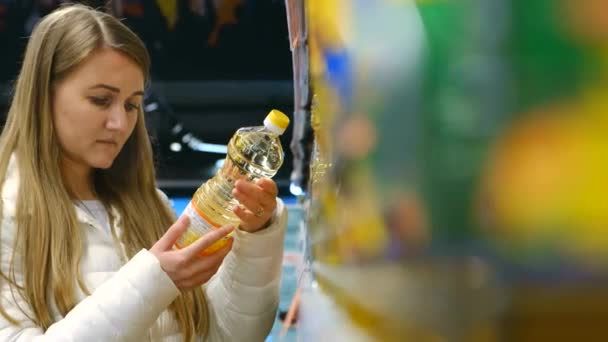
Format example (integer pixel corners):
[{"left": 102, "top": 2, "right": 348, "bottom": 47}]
[{"left": 149, "top": 216, "right": 234, "bottom": 290}]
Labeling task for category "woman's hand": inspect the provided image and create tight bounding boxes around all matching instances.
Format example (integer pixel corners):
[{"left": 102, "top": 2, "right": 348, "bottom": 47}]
[
  {"left": 232, "top": 178, "right": 278, "bottom": 233},
  {"left": 150, "top": 216, "right": 234, "bottom": 290}
]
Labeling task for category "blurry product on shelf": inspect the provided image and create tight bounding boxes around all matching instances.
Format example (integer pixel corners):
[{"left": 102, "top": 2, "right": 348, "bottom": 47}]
[
  {"left": 301, "top": 0, "right": 503, "bottom": 340},
  {"left": 207, "top": 0, "right": 244, "bottom": 46},
  {"left": 477, "top": 0, "right": 608, "bottom": 274},
  {"left": 156, "top": 0, "right": 178, "bottom": 30},
  {"left": 306, "top": 0, "right": 430, "bottom": 264},
  {"left": 188, "top": 0, "right": 206, "bottom": 16},
  {"left": 176, "top": 110, "right": 290, "bottom": 254},
  {"left": 416, "top": 0, "right": 511, "bottom": 246},
  {"left": 293, "top": 0, "right": 608, "bottom": 340},
  {"left": 472, "top": 1, "right": 608, "bottom": 339},
  {"left": 304, "top": 0, "right": 342, "bottom": 266}
]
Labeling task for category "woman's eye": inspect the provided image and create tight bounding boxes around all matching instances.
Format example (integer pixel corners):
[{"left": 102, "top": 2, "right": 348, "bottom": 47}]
[
  {"left": 89, "top": 96, "right": 110, "bottom": 107},
  {"left": 125, "top": 103, "right": 140, "bottom": 112}
]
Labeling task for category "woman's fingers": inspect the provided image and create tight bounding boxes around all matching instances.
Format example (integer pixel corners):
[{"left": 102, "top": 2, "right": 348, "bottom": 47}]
[
  {"left": 186, "top": 239, "right": 233, "bottom": 275},
  {"left": 234, "top": 188, "right": 266, "bottom": 213},
  {"left": 153, "top": 215, "right": 190, "bottom": 252},
  {"left": 175, "top": 240, "right": 233, "bottom": 289},
  {"left": 234, "top": 205, "right": 262, "bottom": 225},
  {"left": 183, "top": 225, "right": 234, "bottom": 259},
  {"left": 234, "top": 180, "right": 276, "bottom": 209},
  {"left": 255, "top": 178, "right": 279, "bottom": 197}
]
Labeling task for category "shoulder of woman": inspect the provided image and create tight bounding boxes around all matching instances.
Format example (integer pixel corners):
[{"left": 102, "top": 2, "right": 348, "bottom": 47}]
[{"left": 155, "top": 188, "right": 173, "bottom": 210}]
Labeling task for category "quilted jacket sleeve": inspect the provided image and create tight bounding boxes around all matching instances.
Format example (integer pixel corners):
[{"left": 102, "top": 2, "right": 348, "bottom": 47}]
[
  {"left": 0, "top": 216, "right": 181, "bottom": 342},
  {"left": 204, "top": 198, "right": 288, "bottom": 342}
]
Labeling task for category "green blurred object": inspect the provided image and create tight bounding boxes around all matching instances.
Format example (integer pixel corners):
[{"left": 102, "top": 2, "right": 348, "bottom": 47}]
[
  {"left": 509, "top": 0, "right": 587, "bottom": 109},
  {"left": 417, "top": 0, "right": 508, "bottom": 244}
]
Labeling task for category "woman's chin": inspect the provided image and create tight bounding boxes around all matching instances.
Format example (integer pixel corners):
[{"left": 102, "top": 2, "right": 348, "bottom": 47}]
[{"left": 91, "top": 158, "right": 116, "bottom": 170}]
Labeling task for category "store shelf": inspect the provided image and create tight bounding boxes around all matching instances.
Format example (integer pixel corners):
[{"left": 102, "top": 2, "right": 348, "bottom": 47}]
[
  {"left": 308, "top": 260, "right": 503, "bottom": 341},
  {"left": 298, "top": 267, "right": 374, "bottom": 342}
]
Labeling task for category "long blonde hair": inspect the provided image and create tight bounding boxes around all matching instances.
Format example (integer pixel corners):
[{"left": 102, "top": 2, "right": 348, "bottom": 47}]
[{"left": 0, "top": 4, "right": 208, "bottom": 340}]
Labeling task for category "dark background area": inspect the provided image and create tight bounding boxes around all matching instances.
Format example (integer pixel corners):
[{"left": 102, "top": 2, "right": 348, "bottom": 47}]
[{"left": 0, "top": 0, "right": 294, "bottom": 197}]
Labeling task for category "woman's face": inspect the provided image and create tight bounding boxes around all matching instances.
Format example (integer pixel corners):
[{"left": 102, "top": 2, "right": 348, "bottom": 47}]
[{"left": 52, "top": 47, "right": 144, "bottom": 173}]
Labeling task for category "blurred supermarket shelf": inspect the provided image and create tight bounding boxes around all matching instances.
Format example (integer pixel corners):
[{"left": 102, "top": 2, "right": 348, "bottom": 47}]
[{"left": 309, "top": 260, "right": 503, "bottom": 341}]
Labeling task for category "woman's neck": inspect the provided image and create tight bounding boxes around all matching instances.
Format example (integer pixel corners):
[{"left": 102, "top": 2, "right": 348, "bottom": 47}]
[{"left": 61, "top": 158, "right": 96, "bottom": 200}]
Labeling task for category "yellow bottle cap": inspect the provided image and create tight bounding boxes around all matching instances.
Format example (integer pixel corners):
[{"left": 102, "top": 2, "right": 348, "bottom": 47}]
[
  {"left": 264, "top": 109, "right": 290, "bottom": 135},
  {"left": 268, "top": 109, "right": 290, "bottom": 129}
]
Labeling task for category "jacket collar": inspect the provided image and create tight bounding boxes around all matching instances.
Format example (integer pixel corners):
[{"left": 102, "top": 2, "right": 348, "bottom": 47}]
[{"left": 1, "top": 154, "right": 119, "bottom": 232}]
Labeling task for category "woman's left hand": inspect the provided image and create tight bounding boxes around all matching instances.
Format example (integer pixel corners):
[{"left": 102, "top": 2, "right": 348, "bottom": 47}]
[{"left": 232, "top": 178, "right": 278, "bottom": 232}]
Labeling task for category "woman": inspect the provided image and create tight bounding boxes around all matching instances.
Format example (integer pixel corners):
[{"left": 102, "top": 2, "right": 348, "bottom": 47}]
[{"left": 0, "top": 4, "right": 287, "bottom": 341}]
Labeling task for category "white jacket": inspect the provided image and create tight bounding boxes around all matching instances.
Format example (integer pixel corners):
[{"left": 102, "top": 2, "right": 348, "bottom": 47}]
[{"left": 0, "top": 155, "right": 287, "bottom": 341}]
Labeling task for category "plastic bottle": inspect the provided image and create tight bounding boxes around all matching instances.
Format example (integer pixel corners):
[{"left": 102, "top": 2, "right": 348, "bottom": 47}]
[{"left": 176, "top": 109, "right": 290, "bottom": 255}]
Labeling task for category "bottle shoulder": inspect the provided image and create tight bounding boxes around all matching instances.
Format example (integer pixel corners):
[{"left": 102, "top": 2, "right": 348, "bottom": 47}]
[
  {"left": 236, "top": 125, "right": 265, "bottom": 134},
  {"left": 234, "top": 126, "right": 281, "bottom": 140}
]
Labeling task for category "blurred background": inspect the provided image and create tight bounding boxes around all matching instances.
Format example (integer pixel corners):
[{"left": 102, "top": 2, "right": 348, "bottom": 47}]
[
  {"left": 4, "top": 0, "right": 608, "bottom": 341},
  {"left": 0, "top": 0, "right": 295, "bottom": 197}
]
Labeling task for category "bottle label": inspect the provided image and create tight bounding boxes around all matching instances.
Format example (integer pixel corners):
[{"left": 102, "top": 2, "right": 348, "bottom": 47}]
[{"left": 177, "top": 201, "right": 221, "bottom": 247}]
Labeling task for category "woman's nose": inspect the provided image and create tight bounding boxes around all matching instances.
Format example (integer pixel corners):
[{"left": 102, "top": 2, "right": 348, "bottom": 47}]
[{"left": 105, "top": 105, "right": 128, "bottom": 131}]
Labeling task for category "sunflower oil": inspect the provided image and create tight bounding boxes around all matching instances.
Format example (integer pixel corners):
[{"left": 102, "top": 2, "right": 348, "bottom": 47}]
[{"left": 176, "top": 109, "right": 290, "bottom": 255}]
